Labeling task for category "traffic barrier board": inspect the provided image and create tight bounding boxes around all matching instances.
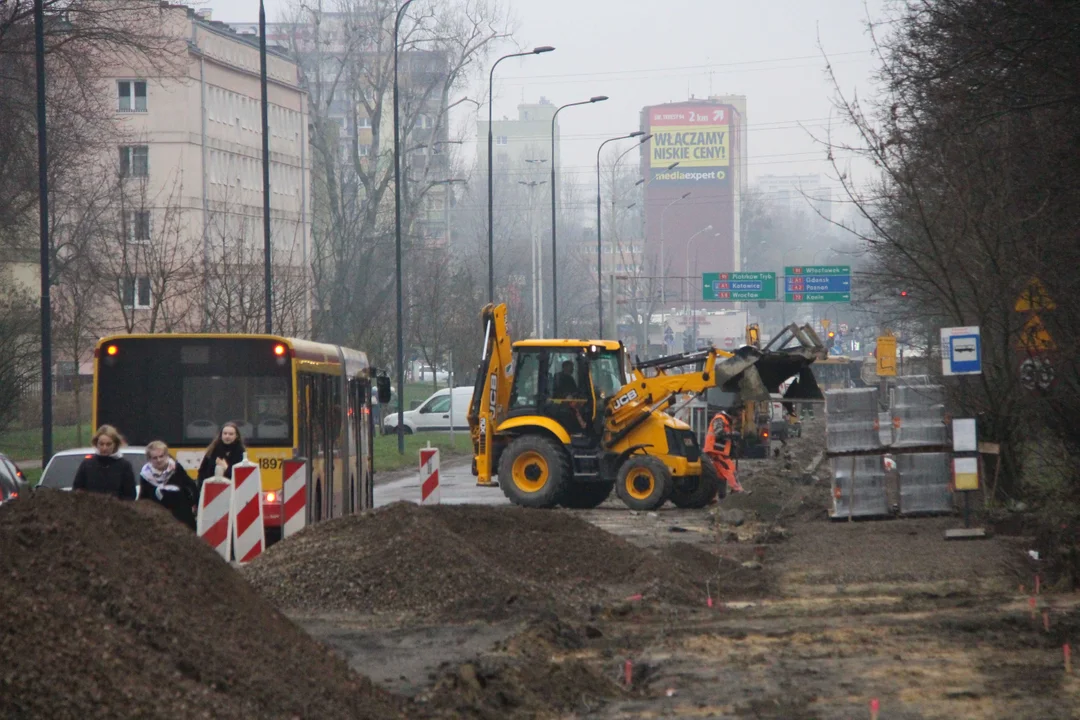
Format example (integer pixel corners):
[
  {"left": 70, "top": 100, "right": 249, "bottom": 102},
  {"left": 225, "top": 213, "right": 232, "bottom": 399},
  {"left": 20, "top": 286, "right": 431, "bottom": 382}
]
[
  {"left": 282, "top": 458, "right": 308, "bottom": 539},
  {"left": 420, "top": 446, "right": 440, "bottom": 505},
  {"left": 197, "top": 479, "right": 233, "bottom": 561},
  {"left": 231, "top": 460, "right": 265, "bottom": 563}
]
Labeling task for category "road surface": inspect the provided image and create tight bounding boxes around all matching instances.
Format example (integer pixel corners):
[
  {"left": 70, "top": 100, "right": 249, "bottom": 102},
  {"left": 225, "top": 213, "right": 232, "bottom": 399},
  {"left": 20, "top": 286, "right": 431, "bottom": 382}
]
[{"left": 374, "top": 457, "right": 507, "bottom": 507}]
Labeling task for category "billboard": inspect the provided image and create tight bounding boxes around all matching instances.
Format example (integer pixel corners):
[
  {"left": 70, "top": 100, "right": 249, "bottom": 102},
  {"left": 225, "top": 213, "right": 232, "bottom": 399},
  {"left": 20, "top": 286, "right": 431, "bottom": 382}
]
[{"left": 648, "top": 105, "right": 731, "bottom": 184}]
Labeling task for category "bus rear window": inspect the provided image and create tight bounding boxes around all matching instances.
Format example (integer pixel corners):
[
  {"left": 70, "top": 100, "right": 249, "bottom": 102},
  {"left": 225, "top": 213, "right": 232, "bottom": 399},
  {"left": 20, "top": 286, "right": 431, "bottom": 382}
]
[{"left": 96, "top": 338, "right": 292, "bottom": 447}]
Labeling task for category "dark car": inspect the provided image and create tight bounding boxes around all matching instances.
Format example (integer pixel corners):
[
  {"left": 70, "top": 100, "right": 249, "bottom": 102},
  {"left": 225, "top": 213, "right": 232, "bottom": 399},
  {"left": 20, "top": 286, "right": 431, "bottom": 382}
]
[
  {"left": 38, "top": 447, "right": 147, "bottom": 495},
  {"left": 0, "top": 453, "right": 30, "bottom": 498}
]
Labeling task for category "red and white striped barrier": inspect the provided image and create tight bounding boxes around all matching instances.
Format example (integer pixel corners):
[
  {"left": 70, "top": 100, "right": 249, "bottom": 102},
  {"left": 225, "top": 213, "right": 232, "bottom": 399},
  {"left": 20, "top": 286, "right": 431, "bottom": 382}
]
[
  {"left": 420, "top": 446, "right": 440, "bottom": 505},
  {"left": 197, "top": 479, "right": 233, "bottom": 561},
  {"left": 282, "top": 458, "right": 308, "bottom": 538},
  {"left": 231, "top": 460, "right": 265, "bottom": 563}
]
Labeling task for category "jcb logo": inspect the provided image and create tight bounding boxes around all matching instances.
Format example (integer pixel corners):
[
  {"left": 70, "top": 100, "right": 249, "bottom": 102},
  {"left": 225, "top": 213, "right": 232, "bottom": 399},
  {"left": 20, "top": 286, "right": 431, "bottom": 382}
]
[
  {"left": 488, "top": 373, "right": 498, "bottom": 413},
  {"left": 613, "top": 389, "right": 638, "bottom": 410}
]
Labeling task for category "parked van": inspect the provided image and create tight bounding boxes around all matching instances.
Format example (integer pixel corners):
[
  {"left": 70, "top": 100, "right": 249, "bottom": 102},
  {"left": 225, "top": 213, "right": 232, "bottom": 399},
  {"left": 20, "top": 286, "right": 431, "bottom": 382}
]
[{"left": 383, "top": 386, "right": 472, "bottom": 434}]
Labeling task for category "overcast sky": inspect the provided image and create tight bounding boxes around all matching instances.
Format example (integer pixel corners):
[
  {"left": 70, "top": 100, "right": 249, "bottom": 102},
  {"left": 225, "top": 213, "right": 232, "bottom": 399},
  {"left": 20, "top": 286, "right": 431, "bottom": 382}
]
[{"left": 198, "top": 0, "right": 887, "bottom": 191}]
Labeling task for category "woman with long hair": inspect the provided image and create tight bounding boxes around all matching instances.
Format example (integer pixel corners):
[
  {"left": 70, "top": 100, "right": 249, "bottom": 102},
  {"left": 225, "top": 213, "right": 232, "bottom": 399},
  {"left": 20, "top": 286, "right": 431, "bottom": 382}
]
[
  {"left": 196, "top": 421, "right": 246, "bottom": 484},
  {"left": 72, "top": 425, "right": 137, "bottom": 499}
]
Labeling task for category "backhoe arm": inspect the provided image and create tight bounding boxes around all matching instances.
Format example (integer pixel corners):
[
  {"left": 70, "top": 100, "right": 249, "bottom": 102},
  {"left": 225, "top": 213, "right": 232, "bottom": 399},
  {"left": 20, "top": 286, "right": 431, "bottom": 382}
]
[{"left": 467, "top": 303, "right": 514, "bottom": 485}]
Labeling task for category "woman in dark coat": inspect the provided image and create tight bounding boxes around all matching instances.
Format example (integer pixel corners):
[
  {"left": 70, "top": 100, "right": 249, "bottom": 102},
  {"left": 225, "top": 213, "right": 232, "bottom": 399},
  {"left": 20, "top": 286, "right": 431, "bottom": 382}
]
[
  {"left": 72, "top": 425, "right": 137, "bottom": 499},
  {"left": 196, "top": 421, "right": 246, "bottom": 485},
  {"left": 139, "top": 441, "right": 199, "bottom": 530}
]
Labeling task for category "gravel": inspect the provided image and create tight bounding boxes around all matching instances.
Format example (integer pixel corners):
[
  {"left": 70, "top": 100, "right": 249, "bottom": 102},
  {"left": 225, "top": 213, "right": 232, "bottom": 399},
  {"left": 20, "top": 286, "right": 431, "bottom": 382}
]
[
  {"left": 243, "top": 502, "right": 758, "bottom": 617},
  {"left": 0, "top": 491, "right": 407, "bottom": 720}
]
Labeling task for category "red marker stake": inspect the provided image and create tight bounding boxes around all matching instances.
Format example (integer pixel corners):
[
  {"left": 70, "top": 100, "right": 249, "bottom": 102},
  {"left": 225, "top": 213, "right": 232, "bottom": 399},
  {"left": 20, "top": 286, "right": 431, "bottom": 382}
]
[
  {"left": 1035, "top": 574, "right": 1041, "bottom": 595},
  {"left": 870, "top": 697, "right": 880, "bottom": 720},
  {"left": 1029, "top": 596, "right": 1037, "bottom": 620},
  {"left": 626, "top": 593, "right": 643, "bottom": 602},
  {"left": 1065, "top": 644, "right": 1072, "bottom": 674},
  {"left": 624, "top": 659, "right": 633, "bottom": 688}
]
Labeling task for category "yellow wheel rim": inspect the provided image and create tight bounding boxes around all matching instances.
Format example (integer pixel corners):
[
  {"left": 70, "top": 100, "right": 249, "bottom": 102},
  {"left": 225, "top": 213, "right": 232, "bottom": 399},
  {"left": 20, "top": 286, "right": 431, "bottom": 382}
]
[
  {"left": 625, "top": 469, "right": 655, "bottom": 500},
  {"left": 512, "top": 450, "right": 549, "bottom": 493}
]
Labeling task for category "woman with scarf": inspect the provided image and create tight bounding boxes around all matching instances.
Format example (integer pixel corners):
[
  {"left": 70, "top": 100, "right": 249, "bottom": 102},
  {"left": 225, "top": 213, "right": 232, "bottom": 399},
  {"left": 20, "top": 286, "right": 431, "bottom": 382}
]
[
  {"left": 196, "top": 421, "right": 246, "bottom": 486},
  {"left": 72, "top": 425, "right": 137, "bottom": 499},
  {"left": 139, "top": 441, "right": 198, "bottom": 530}
]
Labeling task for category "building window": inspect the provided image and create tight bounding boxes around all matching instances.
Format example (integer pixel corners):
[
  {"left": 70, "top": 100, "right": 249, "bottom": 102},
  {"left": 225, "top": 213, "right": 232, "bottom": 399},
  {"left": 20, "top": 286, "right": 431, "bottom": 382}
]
[
  {"left": 117, "top": 80, "right": 147, "bottom": 112},
  {"left": 121, "top": 276, "right": 151, "bottom": 309},
  {"left": 119, "top": 145, "right": 148, "bottom": 177},
  {"left": 495, "top": 135, "right": 508, "bottom": 146},
  {"left": 358, "top": 116, "right": 371, "bottom": 129},
  {"left": 126, "top": 211, "right": 151, "bottom": 244},
  {"left": 358, "top": 144, "right": 370, "bottom": 157}
]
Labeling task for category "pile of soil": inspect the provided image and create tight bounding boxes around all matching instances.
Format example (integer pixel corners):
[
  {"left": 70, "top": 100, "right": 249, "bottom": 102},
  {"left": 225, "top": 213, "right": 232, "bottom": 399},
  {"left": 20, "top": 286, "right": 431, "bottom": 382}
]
[
  {"left": 0, "top": 492, "right": 406, "bottom": 720},
  {"left": 418, "top": 614, "right": 622, "bottom": 719},
  {"left": 244, "top": 503, "right": 756, "bottom": 618}
]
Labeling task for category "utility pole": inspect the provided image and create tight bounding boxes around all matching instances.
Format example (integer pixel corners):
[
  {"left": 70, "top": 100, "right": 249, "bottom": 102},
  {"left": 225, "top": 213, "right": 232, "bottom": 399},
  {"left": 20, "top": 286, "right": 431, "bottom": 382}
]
[
  {"left": 259, "top": 0, "right": 273, "bottom": 333},
  {"left": 34, "top": 0, "right": 52, "bottom": 467}
]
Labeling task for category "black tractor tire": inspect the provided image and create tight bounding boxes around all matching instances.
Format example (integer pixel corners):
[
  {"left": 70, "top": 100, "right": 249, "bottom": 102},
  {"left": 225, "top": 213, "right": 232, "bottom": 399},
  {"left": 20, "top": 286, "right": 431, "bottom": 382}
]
[
  {"left": 497, "top": 434, "right": 571, "bottom": 508},
  {"left": 669, "top": 456, "right": 721, "bottom": 509},
  {"left": 560, "top": 481, "right": 614, "bottom": 509},
  {"left": 615, "top": 455, "right": 672, "bottom": 511}
]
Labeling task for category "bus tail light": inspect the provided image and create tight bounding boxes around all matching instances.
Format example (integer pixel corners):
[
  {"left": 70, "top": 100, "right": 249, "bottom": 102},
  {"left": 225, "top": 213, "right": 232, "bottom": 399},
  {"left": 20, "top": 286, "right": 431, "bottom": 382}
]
[
  {"left": 106, "top": 344, "right": 119, "bottom": 356},
  {"left": 273, "top": 344, "right": 287, "bottom": 357}
]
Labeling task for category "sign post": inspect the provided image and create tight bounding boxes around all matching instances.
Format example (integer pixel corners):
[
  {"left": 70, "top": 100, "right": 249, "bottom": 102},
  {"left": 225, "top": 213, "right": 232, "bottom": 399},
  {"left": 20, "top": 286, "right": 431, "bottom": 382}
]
[
  {"left": 784, "top": 265, "right": 851, "bottom": 303},
  {"left": 946, "top": 417, "right": 987, "bottom": 540}
]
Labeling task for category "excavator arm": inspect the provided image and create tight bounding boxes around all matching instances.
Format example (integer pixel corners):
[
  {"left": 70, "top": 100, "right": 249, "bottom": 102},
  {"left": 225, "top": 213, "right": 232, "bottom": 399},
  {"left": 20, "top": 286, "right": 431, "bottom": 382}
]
[{"left": 467, "top": 304, "right": 515, "bottom": 485}]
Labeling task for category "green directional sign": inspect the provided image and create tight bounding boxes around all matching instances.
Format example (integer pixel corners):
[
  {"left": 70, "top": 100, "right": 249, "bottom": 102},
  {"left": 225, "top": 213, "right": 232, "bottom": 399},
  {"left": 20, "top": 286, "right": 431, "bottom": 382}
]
[
  {"left": 784, "top": 265, "right": 851, "bottom": 276},
  {"left": 703, "top": 271, "right": 776, "bottom": 301},
  {"left": 784, "top": 292, "right": 851, "bottom": 303}
]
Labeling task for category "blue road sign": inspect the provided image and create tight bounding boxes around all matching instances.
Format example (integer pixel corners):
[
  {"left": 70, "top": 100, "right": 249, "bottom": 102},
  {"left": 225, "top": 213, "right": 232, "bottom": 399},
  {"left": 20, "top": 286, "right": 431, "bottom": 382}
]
[
  {"left": 784, "top": 275, "right": 852, "bottom": 293},
  {"left": 941, "top": 326, "right": 982, "bottom": 376}
]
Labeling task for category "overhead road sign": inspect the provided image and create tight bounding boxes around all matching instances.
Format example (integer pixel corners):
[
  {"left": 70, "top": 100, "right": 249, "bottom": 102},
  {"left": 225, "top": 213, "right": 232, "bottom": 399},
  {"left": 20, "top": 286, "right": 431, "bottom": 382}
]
[
  {"left": 703, "top": 272, "right": 776, "bottom": 301},
  {"left": 941, "top": 326, "right": 982, "bottom": 376},
  {"left": 784, "top": 265, "right": 851, "bottom": 303}
]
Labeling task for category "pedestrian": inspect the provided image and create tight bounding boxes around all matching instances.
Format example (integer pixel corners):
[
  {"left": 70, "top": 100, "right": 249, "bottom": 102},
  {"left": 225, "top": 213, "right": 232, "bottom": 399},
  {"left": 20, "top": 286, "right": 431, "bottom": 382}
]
[
  {"left": 139, "top": 441, "right": 198, "bottom": 530},
  {"left": 196, "top": 421, "right": 246, "bottom": 485},
  {"left": 72, "top": 425, "right": 137, "bottom": 499}
]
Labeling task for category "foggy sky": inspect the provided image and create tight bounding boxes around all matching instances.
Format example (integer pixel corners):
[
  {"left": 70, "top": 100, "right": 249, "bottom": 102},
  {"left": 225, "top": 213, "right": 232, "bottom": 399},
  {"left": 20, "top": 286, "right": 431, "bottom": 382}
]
[{"left": 197, "top": 0, "right": 886, "bottom": 192}]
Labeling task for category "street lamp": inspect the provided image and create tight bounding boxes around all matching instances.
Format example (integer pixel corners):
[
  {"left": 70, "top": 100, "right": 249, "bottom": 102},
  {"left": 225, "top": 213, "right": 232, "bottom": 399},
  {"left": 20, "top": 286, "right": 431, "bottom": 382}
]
[
  {"left": 392, "top": 0, "right": 416, "bottom": 454},
  {"left": 684, "top": 225, "right": 714, "bottom": 313},
  {"left": 596, "top": 130, "right": 645, "bottom": 337},
  {"left": 780, "top": 245, "right": 803, "bottom": 327},
  {"left": 658, "top": 191, "right": 691, "bottom": 330},
  {"left": 488, "top": 46, "right": 554, "bottom": 304},
  {"left": 519, "top": 179, "right": 547, "bottom": 338},
  {"left": 551, "top": 95, "right": 607, "bottom": 336}
]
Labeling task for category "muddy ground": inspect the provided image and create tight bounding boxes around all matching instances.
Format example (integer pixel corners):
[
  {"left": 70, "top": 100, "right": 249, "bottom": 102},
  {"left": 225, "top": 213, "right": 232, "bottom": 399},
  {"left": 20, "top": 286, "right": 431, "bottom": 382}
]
[{"left": 276, "top": 419, "right": 1079, "bottom": 719}]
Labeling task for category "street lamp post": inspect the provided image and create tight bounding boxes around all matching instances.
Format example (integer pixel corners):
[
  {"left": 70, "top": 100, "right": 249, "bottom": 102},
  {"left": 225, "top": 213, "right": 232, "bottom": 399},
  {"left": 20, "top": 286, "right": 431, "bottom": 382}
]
[
  {"left": 551, "top": 95, "right": 607, "bottom": 336},
  {"left": 596, "top": 131, "right": 644, "bottom": 337},
  {"left": 259, "top": 0, "right": 273, "bottom": 334},
  {"left": 518, "top": 179, "right": 547, "bottom": 338},
  {"left": 487, "top": 46, "right": 553, "bottom": 305},
  {"left": 780, "top": 245, "right": 803, "bottom": 328},
  {"left": 33, "top": 0, "right": 52, "bottom": 467},
  {"left": 686, "top": 229, "right": 718, "bottom": 349},
  {"left": 392, "top": 0, "right": 415, "bottom": 454},
  {"left": 658, "top": 191, "right": 691, "bottom": 334},
  {"left": 684, "top": 225, "right": 714, "bottom": 312}
]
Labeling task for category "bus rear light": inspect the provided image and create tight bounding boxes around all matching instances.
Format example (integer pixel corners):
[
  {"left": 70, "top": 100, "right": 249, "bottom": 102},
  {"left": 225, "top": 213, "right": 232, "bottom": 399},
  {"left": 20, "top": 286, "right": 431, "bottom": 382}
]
[
  {"left": 106, "top": 345, "right": 118, "bottom": 356},
  {"left": 273, "top": 344, "right": 286, "bottom": 357}
]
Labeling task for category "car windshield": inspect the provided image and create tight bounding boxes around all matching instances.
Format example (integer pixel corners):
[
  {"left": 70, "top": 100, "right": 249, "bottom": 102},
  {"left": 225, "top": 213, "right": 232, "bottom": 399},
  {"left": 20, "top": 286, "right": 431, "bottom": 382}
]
[{"left": 40, "top": 452, "right": 144, "bottom": 490}]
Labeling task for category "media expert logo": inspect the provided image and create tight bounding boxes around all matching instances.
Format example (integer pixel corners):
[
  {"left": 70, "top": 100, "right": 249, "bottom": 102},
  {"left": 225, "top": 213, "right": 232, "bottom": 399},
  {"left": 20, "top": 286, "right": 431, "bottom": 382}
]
[{"left": 648, "top": 105, "right": 731, "bottom": 182}]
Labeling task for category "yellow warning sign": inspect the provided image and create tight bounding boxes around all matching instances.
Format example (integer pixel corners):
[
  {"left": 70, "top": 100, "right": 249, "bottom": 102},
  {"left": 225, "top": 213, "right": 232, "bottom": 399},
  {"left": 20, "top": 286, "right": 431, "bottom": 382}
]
[
  {"left": 1019, "top": 314, "right": 1055, "bottom": 351},
  {"left": 820, "top": 319, "right": 831, "bottom": 329},
  {"left": 1015, "top": 278, "right": 1055, "bottom": 312},
  {"left": 876, "top": 335, "right": 897, "bottom": 377}
]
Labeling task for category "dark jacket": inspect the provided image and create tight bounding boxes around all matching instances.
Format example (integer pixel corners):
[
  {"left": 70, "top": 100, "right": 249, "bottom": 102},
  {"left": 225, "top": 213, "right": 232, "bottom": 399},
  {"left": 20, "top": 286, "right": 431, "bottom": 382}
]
[
  {"left": 139, "top": 464, "right": 199, "bottom": 531},
  {"left": 72, "top": 454, "right": 137, "bottom": 499},
  {"left": 196, "top": 441, "right": 245, "bottom": 483}
]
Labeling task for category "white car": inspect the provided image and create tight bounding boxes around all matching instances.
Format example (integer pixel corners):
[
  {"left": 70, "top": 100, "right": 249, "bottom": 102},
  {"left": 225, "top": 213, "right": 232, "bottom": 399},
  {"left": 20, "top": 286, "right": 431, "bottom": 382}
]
[
  {"left": 383, "top": 386, "right": 472, "bottom": 434},
  {"left": 38, "top": 447, "right": 148, "bottom": 495}
]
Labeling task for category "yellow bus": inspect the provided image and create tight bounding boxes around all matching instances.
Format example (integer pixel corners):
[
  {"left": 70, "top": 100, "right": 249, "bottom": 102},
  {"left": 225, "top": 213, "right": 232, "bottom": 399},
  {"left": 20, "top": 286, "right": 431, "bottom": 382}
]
[{"left": 93, "top": 334, "right": 388, "bottom": 541}]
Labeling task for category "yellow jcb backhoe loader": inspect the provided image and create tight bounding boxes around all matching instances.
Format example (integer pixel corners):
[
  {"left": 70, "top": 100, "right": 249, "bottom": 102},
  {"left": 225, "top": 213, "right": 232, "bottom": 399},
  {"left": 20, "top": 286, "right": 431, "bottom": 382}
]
[{"left": 467, "top": 303, "right": 824, "bottom": 511}]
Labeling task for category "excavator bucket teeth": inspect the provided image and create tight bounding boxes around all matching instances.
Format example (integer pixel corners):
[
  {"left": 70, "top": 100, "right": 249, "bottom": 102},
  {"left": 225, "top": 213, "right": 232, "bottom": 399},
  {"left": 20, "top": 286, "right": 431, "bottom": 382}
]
[
  {"left": 713, "top": 346, "right": 763, "bottom": 387},
  {"left": 782, "top": 365, "right": 825, "bottom": 402},
  {"left": 710, "top": 343, "right": 823, "bottom": 404}
]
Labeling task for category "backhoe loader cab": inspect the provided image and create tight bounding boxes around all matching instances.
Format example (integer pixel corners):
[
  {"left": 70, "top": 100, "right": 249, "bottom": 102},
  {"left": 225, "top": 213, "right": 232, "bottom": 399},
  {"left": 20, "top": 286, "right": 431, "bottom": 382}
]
[{"left": 468, "top": 304, "right": 823, "bottom": 512}]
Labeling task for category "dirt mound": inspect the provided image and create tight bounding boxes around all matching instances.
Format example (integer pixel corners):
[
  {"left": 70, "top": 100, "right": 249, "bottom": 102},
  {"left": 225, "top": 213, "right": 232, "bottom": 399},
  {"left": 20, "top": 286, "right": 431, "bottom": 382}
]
[
  {"left": 0, "top": 492, "right": 406, "bottom": 720},
  {"left": 656, "top": 542, "right": 772, "bottom": 599},
  {"left": 418, "top": 614, "right": 622, "bottom": 719},
  {"left": 244, "top": 503, "right": 743, "bottom": 617}
]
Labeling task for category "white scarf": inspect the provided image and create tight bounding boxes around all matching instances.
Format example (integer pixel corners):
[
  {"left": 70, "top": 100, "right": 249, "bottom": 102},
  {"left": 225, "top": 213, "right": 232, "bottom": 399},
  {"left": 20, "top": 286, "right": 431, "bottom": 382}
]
[{"left": 140, "top": 459, "right": 177, "bottom": 488}]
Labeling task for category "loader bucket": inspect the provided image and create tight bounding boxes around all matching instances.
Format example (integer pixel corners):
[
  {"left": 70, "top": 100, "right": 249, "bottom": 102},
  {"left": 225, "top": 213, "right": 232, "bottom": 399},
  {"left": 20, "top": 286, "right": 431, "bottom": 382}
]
[{"left": 709, "top": 343, "right": 825, "bottom": 405}]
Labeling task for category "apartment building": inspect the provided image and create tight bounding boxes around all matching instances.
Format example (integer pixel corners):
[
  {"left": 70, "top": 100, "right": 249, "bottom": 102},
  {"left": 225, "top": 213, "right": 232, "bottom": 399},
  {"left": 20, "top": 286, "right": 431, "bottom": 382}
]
[{"left": 97, "top": 4, "right": 311, "bottom": 335}]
